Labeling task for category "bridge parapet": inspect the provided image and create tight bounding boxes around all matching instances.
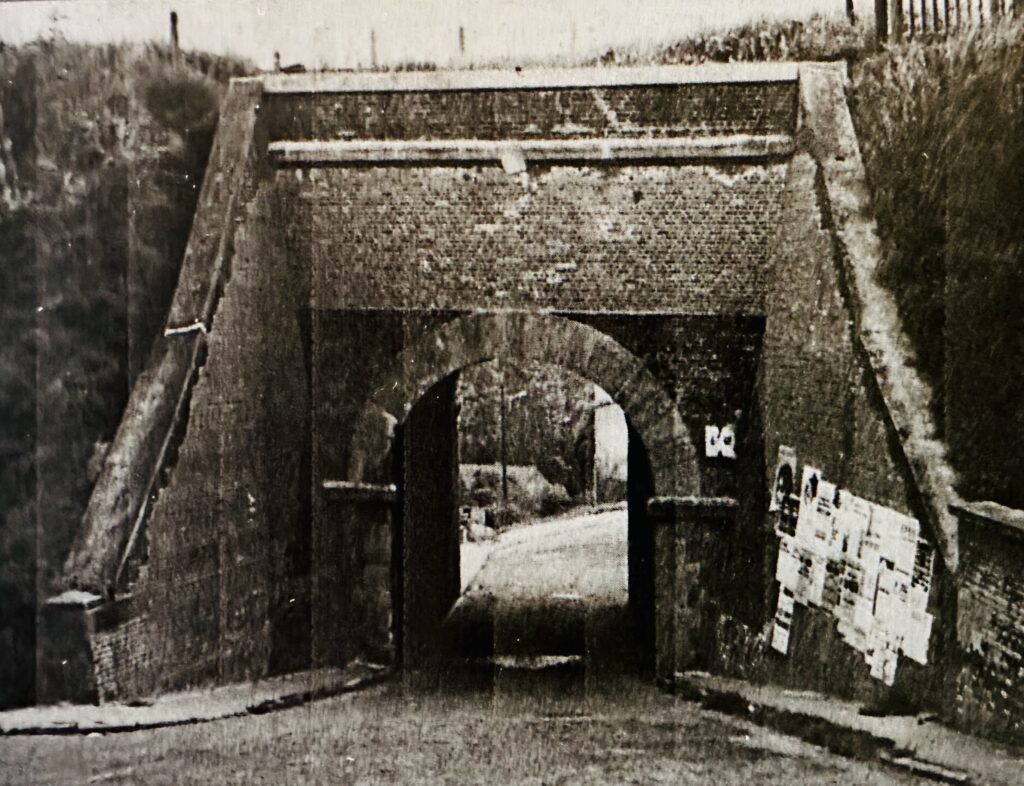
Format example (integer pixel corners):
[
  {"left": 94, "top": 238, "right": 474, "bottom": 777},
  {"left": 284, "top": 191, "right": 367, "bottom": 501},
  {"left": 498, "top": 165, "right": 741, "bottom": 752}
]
[{"left": 262, "top": 63, "right": 798, "bottom": 143}]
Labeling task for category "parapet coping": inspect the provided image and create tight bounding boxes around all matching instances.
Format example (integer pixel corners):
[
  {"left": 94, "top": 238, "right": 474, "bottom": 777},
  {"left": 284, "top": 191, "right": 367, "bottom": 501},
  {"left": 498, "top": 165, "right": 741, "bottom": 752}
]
[
  {"left": 258, "top": 62, "right": 799, "bottom": 95},
  {"left": 950, "top": 501, "right": 1024, "bottom": 541}
]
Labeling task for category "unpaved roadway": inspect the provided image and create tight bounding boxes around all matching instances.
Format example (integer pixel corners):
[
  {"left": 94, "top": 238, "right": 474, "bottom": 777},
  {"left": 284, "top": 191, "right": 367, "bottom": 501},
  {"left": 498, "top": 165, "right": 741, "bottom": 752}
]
[{"left": 0, "top": 509, "right": 930, "bottom": 785}]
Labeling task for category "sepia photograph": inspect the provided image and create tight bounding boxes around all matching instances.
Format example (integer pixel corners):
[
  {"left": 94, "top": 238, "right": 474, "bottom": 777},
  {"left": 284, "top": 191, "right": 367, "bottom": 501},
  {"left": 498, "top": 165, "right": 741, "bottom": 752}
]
[{"left": 0, "top": 0, "right": 1022, "bottom": 783}]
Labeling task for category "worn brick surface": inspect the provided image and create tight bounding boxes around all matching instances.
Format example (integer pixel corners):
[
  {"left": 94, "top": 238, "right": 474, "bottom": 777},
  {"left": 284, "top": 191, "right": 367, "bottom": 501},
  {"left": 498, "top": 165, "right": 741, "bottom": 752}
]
[
  {"left": 954, "top": 513, "right": 1024, "bottom": 741},
  {"left": 267, "top": 82, "right": 797, "bottom": 142},
  {"left": 296, "top": 164, "right": 786, "bottom": 315},
  {"left": 700, "top": 152, "right": 951, "bottom": 712}
]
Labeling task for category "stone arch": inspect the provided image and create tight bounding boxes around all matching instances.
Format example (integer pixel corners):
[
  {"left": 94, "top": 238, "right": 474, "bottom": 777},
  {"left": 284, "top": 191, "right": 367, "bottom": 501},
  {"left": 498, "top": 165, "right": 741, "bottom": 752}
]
[{"left": 347, "top": 311, "right": 698, "bottom": 497}]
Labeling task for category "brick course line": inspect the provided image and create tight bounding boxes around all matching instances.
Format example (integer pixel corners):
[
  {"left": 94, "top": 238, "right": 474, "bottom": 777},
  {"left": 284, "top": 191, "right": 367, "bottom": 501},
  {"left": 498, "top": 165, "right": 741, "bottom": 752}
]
[{"left": 268, "top": 134, "right": 794, "bottom": 166}]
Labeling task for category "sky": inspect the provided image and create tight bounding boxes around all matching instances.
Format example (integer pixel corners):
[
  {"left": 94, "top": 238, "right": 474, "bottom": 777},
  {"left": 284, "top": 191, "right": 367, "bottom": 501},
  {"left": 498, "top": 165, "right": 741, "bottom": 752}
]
[{"left": 0, "top": 0, "right": 866, "bottom": 71}]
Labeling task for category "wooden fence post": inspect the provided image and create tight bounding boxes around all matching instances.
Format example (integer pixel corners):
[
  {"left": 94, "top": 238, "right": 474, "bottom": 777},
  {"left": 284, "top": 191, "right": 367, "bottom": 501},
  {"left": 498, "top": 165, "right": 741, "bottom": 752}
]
[
  {"left": 170, "top": 11, "right": 181, "bottom": 68},
  {"left": 877, "top": 0, "right": 891, "bottom": 41},
  {"left": 893, "top": 0, "right": 906, "bottom": 38}
]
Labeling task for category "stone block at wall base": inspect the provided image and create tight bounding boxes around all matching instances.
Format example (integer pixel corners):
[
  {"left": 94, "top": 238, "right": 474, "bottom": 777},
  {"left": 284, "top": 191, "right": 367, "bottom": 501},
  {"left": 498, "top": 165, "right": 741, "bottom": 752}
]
[{"left": 37, "top": 592, "right": 103, "bottom": 705}]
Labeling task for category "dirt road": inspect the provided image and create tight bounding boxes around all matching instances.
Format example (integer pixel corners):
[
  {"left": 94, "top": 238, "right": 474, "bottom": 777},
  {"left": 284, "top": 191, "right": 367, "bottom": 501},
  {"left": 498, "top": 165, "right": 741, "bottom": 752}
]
[{"left": 0, "top": 509, "right": 932, "bottom": 784}]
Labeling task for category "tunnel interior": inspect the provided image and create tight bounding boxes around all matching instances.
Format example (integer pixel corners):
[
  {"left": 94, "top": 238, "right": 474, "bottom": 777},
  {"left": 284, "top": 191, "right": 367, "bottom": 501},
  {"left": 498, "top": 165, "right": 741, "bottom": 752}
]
[{"left": 385, "top": 362, "right": 659, "bottom": 680}]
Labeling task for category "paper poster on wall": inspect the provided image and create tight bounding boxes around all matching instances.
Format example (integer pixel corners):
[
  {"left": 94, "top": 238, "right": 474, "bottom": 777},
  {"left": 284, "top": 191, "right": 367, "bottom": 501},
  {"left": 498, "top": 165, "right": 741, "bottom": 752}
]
[
  {"left": 718, "top": 424, "right": 736, "bottom": 459},
  {"left": 901, "top": 608, "right": 934, "bottom": 665},
  {"left": 797, "top": 546, "right": 827, "bottom": 607},
  {"left": 771, "top": 587, "right": 795, "bottom": 654},
  {"left": 832, "top": 492, "right": 871, "bottom": 562},
  {"left": 872, "top": 505, "right": 918, "bottom": 576},
  {"left": 812, "top": 478, "right": 837, "bottom": 551},
  {"left": 794, "top": 466, "right": 823, "bottom": 546},
  {"left": 868, "top": 638, "right": 900, "bottom": 686},
  {"left": 822, "top": 557, "right": 844, "bottom": 610},
  {"left": 913, "top": 538, "right": 934, "bottom": 595},
  {"left": 705, "top": 424, "right": 737, "bottom": 459},
  {"left": 834, "top": 562, "right": 860, "bottom": 635},
  {"left": 770, "top": 460, "right": 937, "bottom": 686},
  {"left": 770, "top": 445, "right": 798, "bottom": 512},
  {"left": 775, "top": 493, "right": 801, "bottom": 538},
  {"left": 775, "top": 536, "right": 801, "bottom": 588}
]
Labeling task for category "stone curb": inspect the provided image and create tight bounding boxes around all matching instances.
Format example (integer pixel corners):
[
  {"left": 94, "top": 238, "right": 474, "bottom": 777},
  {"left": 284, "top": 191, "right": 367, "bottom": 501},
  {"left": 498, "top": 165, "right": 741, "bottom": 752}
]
[
  {"left": 670, "top": 673, "right": 972, "bottom": 785},
  {"left": 0, "top": 664, "right": 389, "bottom": 737}
]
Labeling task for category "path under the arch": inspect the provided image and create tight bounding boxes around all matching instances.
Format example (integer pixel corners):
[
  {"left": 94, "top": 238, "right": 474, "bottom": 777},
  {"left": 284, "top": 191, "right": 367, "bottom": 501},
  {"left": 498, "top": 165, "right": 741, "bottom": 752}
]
[{"left": 438, "top": 506, "right": 641, "bottom": 685}]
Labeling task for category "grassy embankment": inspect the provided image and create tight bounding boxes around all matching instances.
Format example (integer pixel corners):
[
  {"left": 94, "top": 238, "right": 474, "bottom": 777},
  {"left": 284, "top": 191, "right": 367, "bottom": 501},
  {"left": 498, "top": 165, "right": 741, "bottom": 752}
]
[
  {"left": 0, "top": 38, "right": 250, "bottom": 708},
  {"left": 851, "top": 21, "right": 1024, "bottom": 509}
]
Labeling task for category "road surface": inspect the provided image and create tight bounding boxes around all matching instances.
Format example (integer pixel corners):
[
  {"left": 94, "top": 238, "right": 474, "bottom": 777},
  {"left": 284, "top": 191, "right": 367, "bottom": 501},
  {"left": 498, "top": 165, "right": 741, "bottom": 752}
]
[{"left": 0, "top": 509, "right": 931, "bottom": 785}]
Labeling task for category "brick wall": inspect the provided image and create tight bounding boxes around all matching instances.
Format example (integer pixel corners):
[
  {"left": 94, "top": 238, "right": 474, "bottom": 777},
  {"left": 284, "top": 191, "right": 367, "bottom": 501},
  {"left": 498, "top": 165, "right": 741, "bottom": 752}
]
[
  {"left": 91, "top": 596, "right": 151, "bottom": 701},
  {"left": 82, "top": 173, "right": 313, "bottom": 698},
  {"left": 266, "top": 82, "right": 797, "bottom": 142},
  {"left": 953, "top": 504, "right": 1024, "bottom": 741},
  {"left": 691, "top": 151, "right": 953, "bottom": 711},
  {"left": 294, "top": 163, "right": 786, "bottom": 315}
]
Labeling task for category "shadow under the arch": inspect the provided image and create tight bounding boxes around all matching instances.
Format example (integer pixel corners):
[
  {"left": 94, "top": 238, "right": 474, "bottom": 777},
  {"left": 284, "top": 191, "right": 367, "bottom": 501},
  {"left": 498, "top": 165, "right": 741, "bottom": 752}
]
[{"left": 400, "top": 505, "right": 653, "bottom": 700}]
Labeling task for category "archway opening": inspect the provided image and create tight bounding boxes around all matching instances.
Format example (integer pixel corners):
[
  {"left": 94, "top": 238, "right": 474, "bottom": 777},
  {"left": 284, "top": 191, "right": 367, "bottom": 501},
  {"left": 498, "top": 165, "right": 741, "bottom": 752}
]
[
  {"left": 386, "top": 357, "right": 659, "bottom": 681},
  {"left": 337, "top": 312, "right": 699, "bottom": 686}
]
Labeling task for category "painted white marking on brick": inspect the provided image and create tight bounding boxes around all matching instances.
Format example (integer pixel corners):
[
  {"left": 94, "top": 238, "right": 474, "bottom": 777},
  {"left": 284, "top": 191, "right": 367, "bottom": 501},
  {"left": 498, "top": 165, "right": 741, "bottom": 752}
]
[{"left": 164, "top": 321, "right": 208, "bottom": 337}]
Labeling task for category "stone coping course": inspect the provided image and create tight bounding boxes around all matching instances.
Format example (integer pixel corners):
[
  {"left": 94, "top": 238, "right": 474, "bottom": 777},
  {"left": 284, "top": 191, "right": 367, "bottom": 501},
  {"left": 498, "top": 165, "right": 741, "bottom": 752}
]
[{"left": 259, "top": 62, "right": 800, "bottom": 95}]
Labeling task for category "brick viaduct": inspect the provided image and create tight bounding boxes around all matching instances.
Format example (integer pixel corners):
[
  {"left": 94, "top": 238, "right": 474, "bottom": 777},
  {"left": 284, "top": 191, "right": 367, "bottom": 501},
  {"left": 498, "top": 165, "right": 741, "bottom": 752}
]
[{"left": 34, "top": 62, "right": 1023, "bottom": 740}]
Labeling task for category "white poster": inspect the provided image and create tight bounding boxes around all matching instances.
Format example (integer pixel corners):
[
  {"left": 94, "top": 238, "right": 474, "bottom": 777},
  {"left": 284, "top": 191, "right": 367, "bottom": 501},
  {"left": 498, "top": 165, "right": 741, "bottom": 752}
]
[
  {"left": 771, "top": 587, "right": 795, "bottom": 655},
  {"left": 770, "top": 463, "right": 936, "bottom": 683},
  {"left": 794, "top": 466, "right": 823, "bottom": 547},
  {"left": 775, "top": 535, "right": 801, "bottom": 588},
  {"left": 901, "top": 609, "right": 934, "bottom": 665},
  {"left": 832, "top": 492, "right": 872, "bottom": 562}
]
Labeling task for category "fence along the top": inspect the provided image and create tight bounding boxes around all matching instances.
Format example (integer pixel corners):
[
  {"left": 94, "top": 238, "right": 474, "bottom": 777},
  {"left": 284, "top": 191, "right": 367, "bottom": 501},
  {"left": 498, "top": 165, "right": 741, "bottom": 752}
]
[{"left": 876, "top": 0, "right": 1020, "bottom": 40}]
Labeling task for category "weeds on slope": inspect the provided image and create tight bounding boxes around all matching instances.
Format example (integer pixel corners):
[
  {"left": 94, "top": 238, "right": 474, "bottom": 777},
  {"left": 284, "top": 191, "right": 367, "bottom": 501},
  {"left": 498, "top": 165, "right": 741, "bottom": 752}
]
[{"left": 851, "top": 19, "right": 1024, "bottom": 507}]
